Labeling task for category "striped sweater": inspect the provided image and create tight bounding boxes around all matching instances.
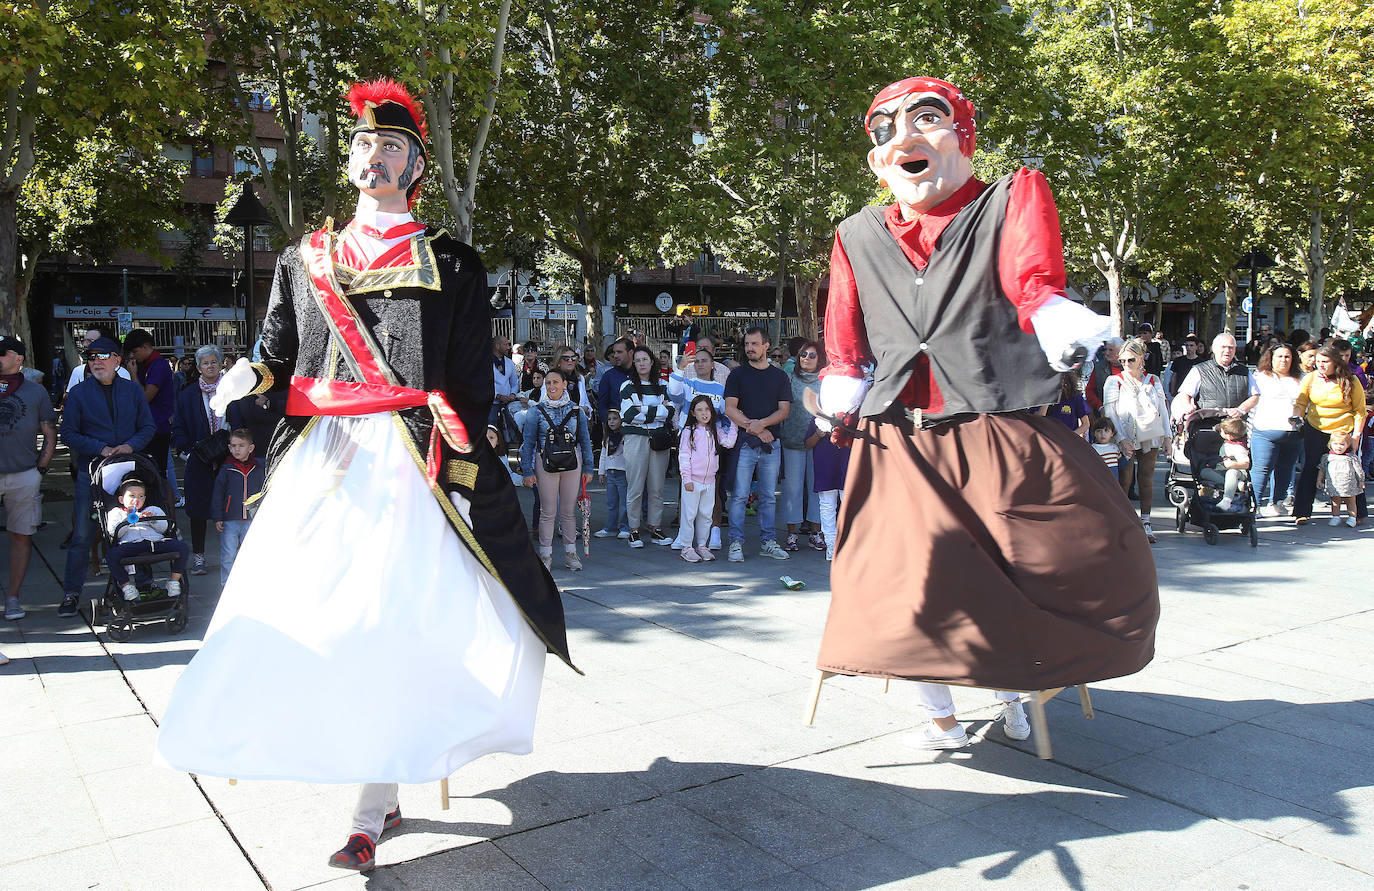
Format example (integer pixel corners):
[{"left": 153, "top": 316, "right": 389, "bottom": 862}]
[{"left": 620, "top": 378, "right": 672, "bottom": 435}]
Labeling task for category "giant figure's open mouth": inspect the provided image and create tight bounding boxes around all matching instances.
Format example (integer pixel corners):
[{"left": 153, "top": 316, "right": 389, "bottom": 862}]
[{"left": 900, "top": 159, "right": 929, "bottom": 175}]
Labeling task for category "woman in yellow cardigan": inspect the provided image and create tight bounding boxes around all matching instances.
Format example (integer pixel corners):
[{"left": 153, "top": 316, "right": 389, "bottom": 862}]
[{"left": 1292, "top": 345, "right": 1367, "bottom": 526}]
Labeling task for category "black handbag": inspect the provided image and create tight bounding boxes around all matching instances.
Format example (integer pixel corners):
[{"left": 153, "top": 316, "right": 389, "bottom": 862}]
[
  {"left": 649, "top": 421, "right": 674, "bottom": 452},
  {"left": 191, "top": 429, "right": 230, "bottom": 466}
]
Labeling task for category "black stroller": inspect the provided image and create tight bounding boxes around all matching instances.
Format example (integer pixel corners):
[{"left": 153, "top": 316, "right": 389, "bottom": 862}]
[
  {"left": 88, "top": 452, "right": 191, "bottom": 640},
  {"left": 1166, "top": 410, "right": 1258, "bottom": 547}
]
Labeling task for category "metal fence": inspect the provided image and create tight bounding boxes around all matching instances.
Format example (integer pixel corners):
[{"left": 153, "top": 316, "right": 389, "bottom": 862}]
[
  {"left": 613, "top": 315, "right": 804, "bottom": 348},
  {"left": 64, "top": 320, "right": 250, "bottom": 361}
]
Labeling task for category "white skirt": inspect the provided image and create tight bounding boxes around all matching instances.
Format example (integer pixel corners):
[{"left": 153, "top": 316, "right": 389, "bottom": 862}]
[{"left": 156, "top": 412, "right": 545, "bottom": 784}]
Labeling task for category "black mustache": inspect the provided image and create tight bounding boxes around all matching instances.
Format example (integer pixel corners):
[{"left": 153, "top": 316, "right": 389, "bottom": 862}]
[{"left": 361, "top": 164, "right": 391, "bottom": 182}]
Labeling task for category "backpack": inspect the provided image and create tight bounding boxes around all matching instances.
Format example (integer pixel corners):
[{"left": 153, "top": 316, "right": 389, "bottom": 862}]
[{"left": 538, "top": 405, "right": 580, "bottom": 473}]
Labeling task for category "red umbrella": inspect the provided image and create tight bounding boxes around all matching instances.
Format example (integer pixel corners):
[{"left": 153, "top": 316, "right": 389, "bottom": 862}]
[{"left": 578, "top": 477, "right": 592, "bottom": 557}]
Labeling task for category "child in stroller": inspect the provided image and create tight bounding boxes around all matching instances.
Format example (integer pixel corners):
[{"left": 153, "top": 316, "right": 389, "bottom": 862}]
[
  {"left": 105, "top": 478, "right": 189, "bottom": 602},
  {"left": 1197, "top": 417, "right": 1251, "bottom": 512}
]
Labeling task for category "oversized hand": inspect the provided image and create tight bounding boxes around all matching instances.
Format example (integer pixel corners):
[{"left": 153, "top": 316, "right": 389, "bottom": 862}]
[
  {"left": 210, "top": 358, "right": 256, "bottom": 415},
  {"left": 1031, "top": 296, "right": 1112, "bottom": 372}
]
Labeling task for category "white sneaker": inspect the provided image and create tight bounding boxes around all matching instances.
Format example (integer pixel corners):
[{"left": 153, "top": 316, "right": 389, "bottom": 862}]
[
  {"left": 594, "top": 528, "right": 615, "bottom": 538},
  {"left": 906, "top": 724, "right": 969, "bottom": 750},
  {"left": 616, "top": 530, "right": 630, "bottom": 540},
  {"left": 708, "top": 526, "right": 721, "bottom": 550},
  {"left": 1345, "top": 517, "right": 1357, "bottom": 529},
  {"left": 760, "top": 540, "right": 790, "bottom": 560},
  {"left": 680, "top": 546, "right": 701, "bottom": 563},
  {"left": 121, "top": 582, "right": 140, "bottom": 601},
  {"left": 1259, "top": 503, "right": 1281, "bottom": 518},
  {"left": 1215, "top": 497, "right": 1233, "bottom": 512},
  {"left": 166, "top": 579, "right": 181, "bottom": 598},
  {"left": 1329, "top": 516, "right": 1344, "bottom": 527},
  {"left": 728, "top": 542, "right": 744, "bottom": 562},
  {"left": 564, "top": 550, "right": 582, "bottom": 571},
  {"left": 1141, "top": 520, "right": 1156, "bottom": 543},
  {"left": 999, "top": 700, "right": 1031, "bottom": 740}
]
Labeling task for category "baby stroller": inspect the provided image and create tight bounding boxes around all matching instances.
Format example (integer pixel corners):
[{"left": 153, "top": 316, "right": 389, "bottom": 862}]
[
  {"left": 88, "top": 452, "right": 191, "bottom": 640},
  {"left": 1166, "top": 410, "right": 1258, "bottom": 547}
]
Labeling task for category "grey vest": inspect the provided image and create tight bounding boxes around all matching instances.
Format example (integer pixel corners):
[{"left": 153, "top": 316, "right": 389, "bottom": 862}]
[
  {"left": 837, "top": 175, "right": 1060, "bottom": 425},
  {"left": 1194, "top": 360, "right": 1251, "bottom": 410}
]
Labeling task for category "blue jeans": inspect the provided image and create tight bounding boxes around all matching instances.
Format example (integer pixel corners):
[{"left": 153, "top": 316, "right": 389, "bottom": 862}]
[
  {"left": 220, "top": 519, "right": 252, "bottom": 586},
  {"left": 602, "top": 468, "right": 629, "bottom": 534},
  {"left": 779, "top": 447, "right": 818, "bottom": 527},
  {"left": 64, "top": 469, "right": 96, "bottom": 599},
  {"left": 1249, "top": 428, "right": 1300, "bottom": 507},
  {"left": 729, "top": 442, "right": 781, "bottom": 545}
]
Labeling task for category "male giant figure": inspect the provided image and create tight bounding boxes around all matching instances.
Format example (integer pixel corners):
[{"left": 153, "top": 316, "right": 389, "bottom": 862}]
[
  {"left": 814, "top": 77, "right": 1159, "bottom": 749},
  {"left": 157, "top": 79, "right": 573, "bottom": 871}
]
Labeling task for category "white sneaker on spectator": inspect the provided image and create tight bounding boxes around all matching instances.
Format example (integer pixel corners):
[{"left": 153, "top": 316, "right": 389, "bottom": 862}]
[
  {"left": 708, "top": 526, "right": 721, "bottom": 550},
  {"left": 1215, "top": 497, "right": 1233, "bottom": 512},
  {"left": 593, "top": 528, "right": 616, "bottom": 538},
  {"left": 1345, "top": 517, "right": 1357, "bottom": 528},
  {"left": 617, "top": 530, "right": 630, "bottom": 540},
  {"left": 121, "top": 582, "right": 140, "bottom": 601},
  {"left": 1329, "top": 516, "right": 1344, "bottom": 527},
  {"left": 166, "top": 579, "right": 181, "bottom": 598},
  {"left": 999, "top": 700, "right": 1031, "bottom": 740},
  {"left": 1141, "top": 520, "right": 1156, "bottom": 543},
  {"left": 728, "top": 542, "right": 744, "bottom": 562},
  {"left": 760, "top": 540, "right": 789, "bottom": 560},
  {"left": 1259, "top": 503, "right": 1281, "bottom": 517},
  {"left": 906, "top": 723, "right": 969, "bottom": 750},
  {"left": 4, "top": 597, "right": 24, "bottom": 621}
]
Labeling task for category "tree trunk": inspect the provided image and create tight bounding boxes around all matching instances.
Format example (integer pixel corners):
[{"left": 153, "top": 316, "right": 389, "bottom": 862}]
[
  {"left": 0, "top": 188, "right": 20, "bottom": 341},
  {"left": 794, "top": 275, "right": 819, "bottom": 340},
  {"left": 1222, "top": 274, "right": 1240, "bottom": 334},
  {"left": 581, "top": 258, "right": 603, "bottom": 349},
  {"left": 1304, "top": 203, "right": 1328, "bottom": 331},
  {"left": 772, "top": 245, "right": 787, "bottom": 345},
  {"left": 1096, "top": 253, "right": 1123, "bottom": 337}
]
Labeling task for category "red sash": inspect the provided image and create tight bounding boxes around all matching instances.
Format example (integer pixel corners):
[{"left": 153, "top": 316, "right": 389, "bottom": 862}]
[{"left": 291, "top": 226, "right": 470, "bottom": 485}]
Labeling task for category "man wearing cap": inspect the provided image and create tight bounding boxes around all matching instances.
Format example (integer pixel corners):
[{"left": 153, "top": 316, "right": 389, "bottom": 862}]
[
  {"left": 0, "top": 337, "right": 57, "bottom": 621},
  {"left": 812, "top": 76, "right": 1159, "bottom": 749},
  {"left": 122, "top": 328, "right": 176, "bottom": 478},
  {"left": 58, "top": 337, "right": 155, "bottom": 618},
  {"left": 63, "top": 326, "right": 131, "bottom": 400},
  {"left": 155, "top": 79, "right": 573, "bottom": 873}
]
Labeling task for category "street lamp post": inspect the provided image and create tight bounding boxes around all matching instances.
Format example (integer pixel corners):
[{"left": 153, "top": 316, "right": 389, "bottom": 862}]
[
  {"left": 1235, "top": 249, "right": 1276, "bottom": 344},
  {"left": 224, "top": 184, "right": 274, "bottom": 349}
]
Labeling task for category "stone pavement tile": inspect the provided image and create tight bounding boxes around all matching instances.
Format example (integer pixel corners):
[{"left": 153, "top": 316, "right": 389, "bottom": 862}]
[
  {"left": 1143, "top": 721, "right": 1374, "bottom": 822},
  {"left": 729, "top": 869, "right": 829, "bottom": 890},
  {"left": 83, "top": 764, "right": 216, "bottom": 838},
  {"left": 224, "top": 794, "right": 374, "bottom": 890},
  {"left": 751, "top": 761, "right": 946, "bottom": 842},
  {"left": 193, "top": 776, "right": 321, "bottom": 816},
  {"left": 1246, "top": 700, "right": 1374, "bottom": 757},
  {"left": 800, "top": 840, "right": 938, "bottom": 890},
  {"left": 61, "top": 714, "right": 158, "bottom": 777},
  {"left": 373, "top": 840, "right": 544, "bottom": 890},
  {"left": 1102, "top": 664, "right": 1309, "bottom": 721},
  {"left": 1183, "top": 650, "right": 1367, "bottom": 697},
  {"left": 673, "top": 772, "right": 876, "bottom": 869},
  {"left": 40, "top": 669, "right": 145, "bottom": 727},
  {"left": 981, "top": 709, "right": 1137, "bottom": 772},
  {"left": 532, "top": 688, "right": 645, "bottom": 744},
  {"left": 1223, "top": 634, "right": 1374, "bottom": 677},
  {"left": 1093, "top": 753, "right": 1325, "bottom": 838},
  {"left": 0, "top": 732, "right": 106, "bottom": 866},
  {"left": 882, "top": 815, "right": 1088, "bottom": 889},
  {"left": 586, "top": 794, "right": 795, "bottom": 888},
  {"left": 1185, "top": 836, "right": 1374, "bottom": 890},
  {"left": 0, "top": 842, "right": 125, "bottom": 891},
  {"left": 0, "top": 672, "right": 60, "bottom": 738},
  {"left": 1280, "top": 817, "right": 1374, "bottom": 876},
  {"left": 108, "top": 817, "right": 263, "bottom": 890},
  {"left": 493, "top": 815, "right": 685, "bottom": 890},
  {"left": 1074, "top": 685, "right": 1236, "bottom": 738}
]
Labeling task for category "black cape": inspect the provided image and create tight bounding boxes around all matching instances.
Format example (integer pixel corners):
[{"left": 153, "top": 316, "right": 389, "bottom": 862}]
[{"left": 255, "top": 224, "right": 574, "bottom": 670}]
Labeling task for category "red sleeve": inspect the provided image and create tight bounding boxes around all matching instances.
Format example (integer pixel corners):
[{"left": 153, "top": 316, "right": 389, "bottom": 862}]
[
  {"left": 821, "top": 232, "right": 871, "bottom": 379},
  {"left": 999, "top": 167, "right": 1068, "bottom": 333}
]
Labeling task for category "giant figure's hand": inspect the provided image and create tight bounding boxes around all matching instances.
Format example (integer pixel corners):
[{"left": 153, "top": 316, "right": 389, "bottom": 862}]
[
  {"left": 1031, "top": 296, "right": 1112, "bottom": 372},
  {"left": 815, "top": 374, "right": 869, "bottom": 446},
  {"left": 210, "top": 358, "right": 257, "bottom": 415}
]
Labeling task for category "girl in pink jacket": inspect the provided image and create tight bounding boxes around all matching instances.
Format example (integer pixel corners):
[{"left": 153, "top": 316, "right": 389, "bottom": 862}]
[{"left": 676, "top": 395, "right": 738, "bottom": 562}]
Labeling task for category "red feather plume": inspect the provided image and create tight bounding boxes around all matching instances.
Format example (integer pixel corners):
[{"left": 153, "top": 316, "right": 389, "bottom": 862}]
[{"left": 346, "top": 78, "right": 428, "bottom": 143}]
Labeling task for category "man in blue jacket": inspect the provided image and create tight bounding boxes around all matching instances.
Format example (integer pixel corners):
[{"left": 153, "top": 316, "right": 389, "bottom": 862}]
[{"left": 59, "top": 337, "right": 155, "bottom": 617}]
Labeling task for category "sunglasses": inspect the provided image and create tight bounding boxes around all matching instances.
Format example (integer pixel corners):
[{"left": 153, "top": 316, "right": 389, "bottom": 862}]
[
  {"left": 1122, "top": 357, "right": 1141, "bottom": 363},
  {"left": 798, "top": 351, "right": 819, "bottom": 358},
  {"left": 560, "top": 354, "right": 577, "bottom": 361},
  {"left": 86, "top": 352, "right": 117, "bottom": 360}
]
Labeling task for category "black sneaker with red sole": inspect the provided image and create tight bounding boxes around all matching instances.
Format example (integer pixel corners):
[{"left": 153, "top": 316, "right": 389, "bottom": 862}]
[{"left": 328, "top": 833, "right": 375, "bottom": 872}]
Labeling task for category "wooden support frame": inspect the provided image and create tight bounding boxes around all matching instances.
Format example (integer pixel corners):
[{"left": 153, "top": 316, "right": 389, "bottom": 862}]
[
  {"left": 440, "top": 777, "right": 450, "bottom": 810},
  {"left": 803, "top": 670, "right": 1095, "bottom": 760}
]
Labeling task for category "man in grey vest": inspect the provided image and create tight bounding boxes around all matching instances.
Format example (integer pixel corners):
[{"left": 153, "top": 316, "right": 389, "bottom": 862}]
[
  {"left": 1176, "top": 333, "right": 1259, "bottom": 419},
  {"left": 811, "top": 76, "right": 1160, "bottom": 751}
]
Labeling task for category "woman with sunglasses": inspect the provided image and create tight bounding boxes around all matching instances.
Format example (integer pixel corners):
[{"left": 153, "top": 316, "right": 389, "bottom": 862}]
[
  {"left": 1103, "top": 338, "right": 1172, "bottom": 542},
  {"left": 779, "top": 341, "right": 825, "bottom": 550}
]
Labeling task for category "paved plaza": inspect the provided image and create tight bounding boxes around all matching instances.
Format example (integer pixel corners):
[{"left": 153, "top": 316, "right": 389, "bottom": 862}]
[{"left": 3, "top": 458, "right": 1373, "bottom": 890}]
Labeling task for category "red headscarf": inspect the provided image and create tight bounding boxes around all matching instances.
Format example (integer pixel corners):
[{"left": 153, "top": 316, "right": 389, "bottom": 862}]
[{"left": 864, "top": 77, "right": 977, "bottom": 158}]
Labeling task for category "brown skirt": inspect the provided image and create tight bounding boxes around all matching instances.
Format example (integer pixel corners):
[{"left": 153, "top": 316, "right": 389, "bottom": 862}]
[{"left": 817, "top": 411, "right": 1159, "bottom": 691}]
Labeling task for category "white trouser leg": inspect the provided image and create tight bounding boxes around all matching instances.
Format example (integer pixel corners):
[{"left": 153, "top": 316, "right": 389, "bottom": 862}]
[
  {"left": 914, "top": 683, "right": 1020, "bottom": 720},
  {"left": 912, "top": 682, "right": 957, "bottom": 719},
  {"left": 818, "top": 490, "right": 841, "bottom": 544},
  {"left": 351, "top": 783, "right": 399, "bottom": 842}
]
